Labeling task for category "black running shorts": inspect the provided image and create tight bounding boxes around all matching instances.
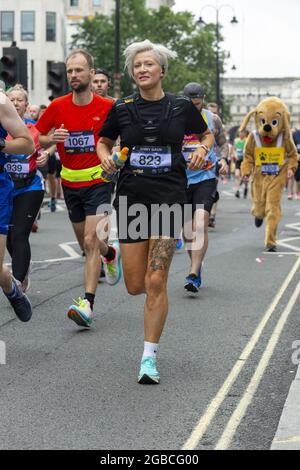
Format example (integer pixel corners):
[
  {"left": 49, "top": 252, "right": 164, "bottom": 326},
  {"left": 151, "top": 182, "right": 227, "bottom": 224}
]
[
  {"left": 295, "top": 162, "right": 300, "bottom": 182},
  {"left": 63, "top": 182, "right": 113, "bottom": 223},
  {"left": 235, "top": 160, "right": 243, "bottom": 171},
  {"left": 186, "top": 178, "right": 218, "bottom": 216}
]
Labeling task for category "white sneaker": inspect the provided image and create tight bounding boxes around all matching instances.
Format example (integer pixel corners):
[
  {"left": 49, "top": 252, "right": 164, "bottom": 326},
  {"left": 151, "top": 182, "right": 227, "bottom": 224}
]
[
  {"left": 67, "top": 298, "right": 95, "bottom": 327},
  {"left": 102, "top": 241, "right": 122, "bottom": 286}
]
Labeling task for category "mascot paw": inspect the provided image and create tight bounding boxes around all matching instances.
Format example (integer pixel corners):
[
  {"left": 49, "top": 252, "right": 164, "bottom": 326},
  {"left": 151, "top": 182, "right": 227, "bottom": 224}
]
[
  {"left": 266, "top": 245, "right": 277, "bottom": 252},
  {"left": 255, "top": 217, "right": 263, "bottom": 228}
]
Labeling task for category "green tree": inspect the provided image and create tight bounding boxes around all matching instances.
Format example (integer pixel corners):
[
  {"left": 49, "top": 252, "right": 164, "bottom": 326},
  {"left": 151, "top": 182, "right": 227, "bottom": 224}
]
[{"left": 71, "top": 0, "right": 230, "bottom": 119}]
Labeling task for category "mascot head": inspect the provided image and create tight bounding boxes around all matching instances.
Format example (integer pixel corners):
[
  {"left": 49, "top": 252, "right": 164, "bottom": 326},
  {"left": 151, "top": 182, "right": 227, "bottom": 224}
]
[{"left": 239, "top": 97, "right": 291, "bottom": 145}]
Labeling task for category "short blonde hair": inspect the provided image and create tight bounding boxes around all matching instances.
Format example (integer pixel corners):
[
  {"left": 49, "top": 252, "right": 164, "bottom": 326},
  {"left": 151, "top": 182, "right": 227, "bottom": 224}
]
[
  {"left": 6, "top": 84, "right": 29, "bottom": 103},
  {"left": 124, "top": 39, "right": 177, "bottom": 79}
]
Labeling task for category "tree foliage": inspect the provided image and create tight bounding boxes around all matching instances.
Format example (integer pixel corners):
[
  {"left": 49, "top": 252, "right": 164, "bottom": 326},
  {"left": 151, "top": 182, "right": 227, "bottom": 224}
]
[{"left": 72, "top": 0, "right": 230, "bottom": 120}]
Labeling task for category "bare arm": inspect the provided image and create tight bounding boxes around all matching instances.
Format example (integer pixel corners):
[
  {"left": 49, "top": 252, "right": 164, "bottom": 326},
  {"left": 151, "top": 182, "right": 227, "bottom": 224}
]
[
  {"left": 38, "top": 124, "right": 70, "bottom": 148},
  {"left": 188, "top": 128, "right": 215, "bottom": 171},
  {"left": 0, "top": 93, "right": 34, "bottom": 155}
]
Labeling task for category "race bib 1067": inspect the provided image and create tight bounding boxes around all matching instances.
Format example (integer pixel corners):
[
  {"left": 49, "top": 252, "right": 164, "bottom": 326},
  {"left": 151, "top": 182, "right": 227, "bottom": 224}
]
[{"left": 64, "top": 130, "right": 95, "bottom": 154}]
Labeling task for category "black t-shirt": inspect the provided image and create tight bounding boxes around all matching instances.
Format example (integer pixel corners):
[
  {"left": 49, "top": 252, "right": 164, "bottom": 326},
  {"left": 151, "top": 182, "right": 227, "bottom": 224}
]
[{"left": 99, "top": 93, "right": 208, "bottom": 205}]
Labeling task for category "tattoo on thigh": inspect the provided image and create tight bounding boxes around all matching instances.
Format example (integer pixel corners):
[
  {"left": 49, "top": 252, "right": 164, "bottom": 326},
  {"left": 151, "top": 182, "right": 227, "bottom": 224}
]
[{"left": 149, "top": 239, "right": 176, "bottom": 271}]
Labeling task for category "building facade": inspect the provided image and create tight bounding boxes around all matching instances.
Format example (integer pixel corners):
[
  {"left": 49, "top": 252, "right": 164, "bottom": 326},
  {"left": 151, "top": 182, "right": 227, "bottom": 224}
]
[
  {"left": 0, "top": 0, "right": 67, "bottom": 105},
  {"left": 0, "top": 0, "right": 172, "bottom": 104},
  {"left": 66, "top": 0, "right": 175, "bottom": 51},
  {"left": 222, "top": 77, "right": 300, "bottom": 130}
]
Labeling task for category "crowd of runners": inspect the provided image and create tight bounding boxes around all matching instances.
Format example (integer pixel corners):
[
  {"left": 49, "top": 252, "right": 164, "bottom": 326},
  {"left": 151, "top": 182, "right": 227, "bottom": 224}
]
[{"left": 1, "top": 40, "right": 299, "bottom": 385}]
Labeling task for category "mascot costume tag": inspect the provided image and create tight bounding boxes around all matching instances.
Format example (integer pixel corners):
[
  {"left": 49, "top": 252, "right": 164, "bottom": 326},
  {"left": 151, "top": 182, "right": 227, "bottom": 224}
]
[{"left": 240, "top": 97, "right": 298, "bottom": 251}]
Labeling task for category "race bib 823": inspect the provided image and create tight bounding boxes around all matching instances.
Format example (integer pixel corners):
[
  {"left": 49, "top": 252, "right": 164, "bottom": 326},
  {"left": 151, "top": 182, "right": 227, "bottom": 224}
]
[{"left": 130, "top": 146, "right": 172, "bottom": 169}]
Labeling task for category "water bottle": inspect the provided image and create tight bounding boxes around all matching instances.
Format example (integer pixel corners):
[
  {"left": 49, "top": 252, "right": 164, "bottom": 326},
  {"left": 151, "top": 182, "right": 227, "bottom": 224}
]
[{"left": 100, "top": 147, "right": 129, "bottom": 182}]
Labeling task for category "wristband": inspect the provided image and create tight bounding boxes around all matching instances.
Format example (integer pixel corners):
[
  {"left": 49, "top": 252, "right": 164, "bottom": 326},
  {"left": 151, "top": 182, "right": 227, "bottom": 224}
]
[{"left": 199, "top": 144, "right": 210, "bottom": 155}]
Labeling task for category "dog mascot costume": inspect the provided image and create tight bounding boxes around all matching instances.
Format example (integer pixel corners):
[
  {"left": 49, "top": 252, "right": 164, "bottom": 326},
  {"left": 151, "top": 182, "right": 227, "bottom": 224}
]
[{"left": 240, "top": 97, "right": 298, "bottom": 252}]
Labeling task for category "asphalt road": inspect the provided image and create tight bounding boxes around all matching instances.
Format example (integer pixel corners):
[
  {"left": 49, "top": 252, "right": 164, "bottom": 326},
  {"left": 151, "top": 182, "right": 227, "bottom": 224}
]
[{"left": 1, "top": 182, "right": 300, "bottom": 450}]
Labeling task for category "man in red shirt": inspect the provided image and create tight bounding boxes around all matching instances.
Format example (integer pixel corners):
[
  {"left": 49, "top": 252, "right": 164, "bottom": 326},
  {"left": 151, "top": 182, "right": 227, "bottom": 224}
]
[{"left": 36, "top": 49, "right": 121, "bottom": 327}]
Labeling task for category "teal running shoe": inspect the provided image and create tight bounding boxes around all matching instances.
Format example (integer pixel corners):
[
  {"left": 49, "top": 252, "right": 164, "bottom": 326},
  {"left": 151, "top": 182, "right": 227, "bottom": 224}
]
[
  {"left": 138, "top": 356, "right": 160, "bottom": 384},
  {"left": 67, "top": 297, "right": 95, "bottom": 327}
]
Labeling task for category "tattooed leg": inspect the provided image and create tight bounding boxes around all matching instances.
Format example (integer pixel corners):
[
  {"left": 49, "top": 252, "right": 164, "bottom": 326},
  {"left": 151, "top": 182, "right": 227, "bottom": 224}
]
[{"left": 143, "top": 238, "right": 176, "bottom": 343}]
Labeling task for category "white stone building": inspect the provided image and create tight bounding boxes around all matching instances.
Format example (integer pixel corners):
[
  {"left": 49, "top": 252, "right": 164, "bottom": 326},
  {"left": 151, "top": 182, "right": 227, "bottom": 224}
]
[
  {"left": 66, "top": 0, "right": 175, "bottom": 51},
  {"left": 0, "top": 0, "right": 67, "bottom": 105},
  {"left": 0, "top": 0, "right": 173, "bottom": 104},
  {"left": 222, "top": 77, "right": 300, "bottom": 130}
]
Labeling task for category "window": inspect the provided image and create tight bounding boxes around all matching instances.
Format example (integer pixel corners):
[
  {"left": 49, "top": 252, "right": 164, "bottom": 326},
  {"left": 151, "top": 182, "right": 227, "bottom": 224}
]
[
  {"left": 46, "top": 12, "right": 56, "bottom": 42},
  {"left": 21, "top": 11, "right": 35, "bottom": 41},
  {"left": 70, "top": 0, "right": 79, "bottom": 6},
  {"left": 0, "top": 11, "right": 14, "bottom": 41},
  {"left": 93, "top": 0, "right": 101, "bottom": 5}
]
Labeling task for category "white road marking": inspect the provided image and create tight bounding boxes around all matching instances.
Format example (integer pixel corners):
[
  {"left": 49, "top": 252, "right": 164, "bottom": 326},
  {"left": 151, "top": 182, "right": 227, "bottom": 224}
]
[
  {"left": 215, "top": 281, "right": 300, "bottom": 450},
  {"left": 277, "top": 222, "right": 300, "bottom": 252},
  {"left": 273, "top": 436, "right": 300, "bottom": 444},
  {"left": 182, "top": 256, "right": 300, "bottom": 450}
]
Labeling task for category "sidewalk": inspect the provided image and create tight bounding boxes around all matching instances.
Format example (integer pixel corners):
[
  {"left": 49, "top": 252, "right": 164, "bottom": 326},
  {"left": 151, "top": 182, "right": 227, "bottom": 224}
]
[{"left": 271, "top": 363, "right": 300, "bottom": 450}]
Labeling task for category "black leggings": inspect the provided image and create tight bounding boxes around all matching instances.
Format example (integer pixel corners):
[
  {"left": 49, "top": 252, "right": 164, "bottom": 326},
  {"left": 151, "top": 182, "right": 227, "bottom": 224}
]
[{"left": 6, "top": 190, "right": 44, "bottom": 282}]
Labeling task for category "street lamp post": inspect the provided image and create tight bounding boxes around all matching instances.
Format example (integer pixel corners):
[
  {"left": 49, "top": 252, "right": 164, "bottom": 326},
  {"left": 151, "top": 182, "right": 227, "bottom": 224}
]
[
  {"left": 198, "top": 5, "right": 238, "bottom": 114},
  {"left": 114, "top": 0, "right": 121, "bottom": 98}
]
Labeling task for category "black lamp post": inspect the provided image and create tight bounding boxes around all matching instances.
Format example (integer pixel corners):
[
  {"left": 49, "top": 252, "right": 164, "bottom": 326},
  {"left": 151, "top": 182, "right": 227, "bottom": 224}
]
[
  {"left": 198, "top": 6, "right": 238, "bottom": 114},
  {"left": 114, "top": 0, "right": 121, "bottom": 98}
]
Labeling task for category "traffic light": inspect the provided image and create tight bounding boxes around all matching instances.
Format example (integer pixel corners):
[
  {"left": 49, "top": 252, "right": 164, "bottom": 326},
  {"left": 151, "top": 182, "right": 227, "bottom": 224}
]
[
  {"left": 47, "top": 62, "right": 69, "bottom": 101},
  {"left": 0, "top": 45, "right": 27, "bottom": 89}
]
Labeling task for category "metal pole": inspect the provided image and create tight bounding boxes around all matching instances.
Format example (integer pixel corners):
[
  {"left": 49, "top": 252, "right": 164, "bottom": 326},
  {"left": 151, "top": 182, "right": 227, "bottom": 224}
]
[
  {"left": 215, "top": 8, "right": 221, "bottom": 112},
  {"left": 114, "top": 0, "right": 121, "bottom": 98}
]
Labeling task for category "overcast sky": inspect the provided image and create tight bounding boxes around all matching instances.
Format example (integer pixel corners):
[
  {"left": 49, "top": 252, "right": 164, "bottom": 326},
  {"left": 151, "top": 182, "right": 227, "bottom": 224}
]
[{"left": 173, "top": 0, "right": 299, "bottom": 78}]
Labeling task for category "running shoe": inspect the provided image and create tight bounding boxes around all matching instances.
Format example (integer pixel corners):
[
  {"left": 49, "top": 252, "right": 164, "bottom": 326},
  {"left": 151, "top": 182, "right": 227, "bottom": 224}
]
[
  {"left": 48, "top": 198, "right": 56, "bottom": 212},
  {"left": 296, "top": 192, "right": 300, "bottom": 200},
  {"left": 102, "top": 241, "right": 122, "bottom": 286},
  {"left": 184, "top": 273, "right": 202, "bottom": 293},
  {"left": 288, "top": 192, "right": 293, "bottom": 200},
  {"left": 67, "top": 297, "right": 95, "bottom": 327},
  {"left": 3, "top": 279, "right": 32, "bottom": 322},
  {"left": 235, "top": 190, "right": 240, "bottom": 198},
  {"left": 176, "top": 238, "right": 184, "bottom": 250},
  {"left": 208, "top": 217, "right": 215, "bottom": 228},
  {"left": 138, "top": 356, "right": 160, "bottom": 384}
]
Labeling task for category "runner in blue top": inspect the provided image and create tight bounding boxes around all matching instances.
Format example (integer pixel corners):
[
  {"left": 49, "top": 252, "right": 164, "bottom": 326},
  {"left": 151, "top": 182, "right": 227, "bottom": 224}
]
[
  {"left": 5, "top": 85, "right": 49, "bottom": 292},
  {"left": 182, "top": 83, "right": 229, "bottom": 293},
  {"left": 0, "top": 89, "right": 34, "bottom": 321}
]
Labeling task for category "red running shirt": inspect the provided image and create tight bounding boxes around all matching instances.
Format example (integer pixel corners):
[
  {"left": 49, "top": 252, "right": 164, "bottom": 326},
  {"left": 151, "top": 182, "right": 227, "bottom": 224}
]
[{"left": 35, "top": 93, "right": 113, "bottom": 188}]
